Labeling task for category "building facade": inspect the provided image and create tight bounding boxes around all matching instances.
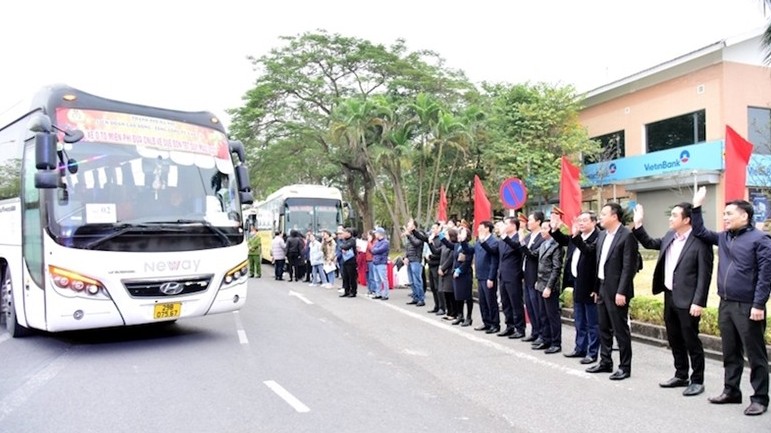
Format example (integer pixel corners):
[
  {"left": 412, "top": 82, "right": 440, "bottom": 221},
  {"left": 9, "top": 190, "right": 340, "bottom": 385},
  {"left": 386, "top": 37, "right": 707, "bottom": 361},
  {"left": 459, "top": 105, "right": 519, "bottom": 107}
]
[{"left": 579, "top": 28, "right": 771, "bottom": 235}]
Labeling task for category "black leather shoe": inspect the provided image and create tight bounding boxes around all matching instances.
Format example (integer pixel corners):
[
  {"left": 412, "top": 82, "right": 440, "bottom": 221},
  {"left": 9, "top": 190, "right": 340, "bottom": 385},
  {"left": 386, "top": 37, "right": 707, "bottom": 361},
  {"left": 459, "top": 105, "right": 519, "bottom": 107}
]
[
  {"left": 474, "top": 325, "right": 491, "bottom": 331},
  {"left": 682, "top": 384, "right": 705, "bottom": 396},
  {"left": 609, "top": 369, "right": 630, "bottom": 380},
  {"left": 580, "top": 356, "right": 597, "bottom": 365},
  {"left": 744, "top": 402, "right": 768, "bottom": 416},
  {"left": 415, "top": 301, "right": 425, "bottom": 307},
  {"left": 461, "top": 318, "right": 473, "bottom": 327},
  {"left": 508, "top": 331, "right": 525, "bottom": 339},
  {"left": 497, "top": 328, "right": 515, "bottom": 337},
  {"left": 406, "top": 300, "right": 418, "bottom": 305},
  {"left": 708, "top": 393, "right": 742, "bottom": 404},
  {"left": 564, "top": 350, "right": 586, "bottom": 358},
  {"left": 659, "top": 377, "right": 689, "bottom": 388},
  {"left": 435, "top": 309, "right": 446, "bottom": 316},
  {"left": 485, "top": 326, "right": 501, "bottom": 334},
  {"left": 339, "top": 293, "right": 350, "bottom": 297},
  {"left": 585, "top": 363, "right": 613, "bottom": 373},
  {"left": 532, "top": 342, "right": 549, "bottom": 350},
  {"left": 522, "top": 335, "right": 537, "bottom": 342},
  {"left": 427, "top": 308, "right": 439, "bottom": 313},
  {"left": 451, "top": 317, "right": 464, "bottom": 325},
  {"left": 544, "top": 346, "right": 562, "bottom": 354},
  {"left": 530, "top": 338, "right": 545, "bottom": 346}
]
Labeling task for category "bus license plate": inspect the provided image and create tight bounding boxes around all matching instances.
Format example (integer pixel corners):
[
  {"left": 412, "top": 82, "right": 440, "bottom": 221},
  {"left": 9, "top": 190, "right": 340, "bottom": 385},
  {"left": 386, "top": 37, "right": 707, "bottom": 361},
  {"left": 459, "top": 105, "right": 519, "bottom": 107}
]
[{"left": 153, "top": 303, "right": 181, "bottom": 320}]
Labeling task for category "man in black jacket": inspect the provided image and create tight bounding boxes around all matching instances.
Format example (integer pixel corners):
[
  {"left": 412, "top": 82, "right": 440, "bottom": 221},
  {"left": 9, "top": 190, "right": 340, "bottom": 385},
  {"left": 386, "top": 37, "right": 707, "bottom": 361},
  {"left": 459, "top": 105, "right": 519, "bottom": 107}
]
[
  {"left": 692, "top": 187, "right": 770, "bottom": 416},
  {"left": 338, "top": 228, "right": 358, "bottom": 298},
  {"left": 497, "top": 216, "right": 527, "bottom": 338},
  {"left": 404, "top": 219, "right": 426, "bottom": 307},
  {"left": 632, "top": 202, "right": 713, "bottom": 397},
  {"left": 550, "top": 210, "right": 600, "bottom": 365},
  {"left": 573, "top": 202, "right": 638, "bottom": 381},
  {"left": 416, "top": 222, "right": 445, "bottom": 314}
]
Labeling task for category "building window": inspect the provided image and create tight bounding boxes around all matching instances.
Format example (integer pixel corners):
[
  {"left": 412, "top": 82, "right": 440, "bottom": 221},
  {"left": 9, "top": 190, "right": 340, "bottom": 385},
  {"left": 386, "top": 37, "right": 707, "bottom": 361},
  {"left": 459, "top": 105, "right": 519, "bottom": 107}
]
[
  {"left": 645, "top": 109, "right": 706, "bottom": 153},
  {"left": 586, "top": 130, "right": 625, "bottom": 164},
  {"left": 748, "top": 106, "right": 771, "bottom": 155}
]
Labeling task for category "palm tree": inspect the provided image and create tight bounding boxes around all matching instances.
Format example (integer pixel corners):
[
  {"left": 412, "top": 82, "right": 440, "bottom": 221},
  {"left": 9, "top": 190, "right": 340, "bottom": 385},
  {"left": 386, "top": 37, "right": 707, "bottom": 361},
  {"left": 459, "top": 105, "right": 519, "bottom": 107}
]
[{"left": 763, "top": 1, "right": 771, "bottom": 63}]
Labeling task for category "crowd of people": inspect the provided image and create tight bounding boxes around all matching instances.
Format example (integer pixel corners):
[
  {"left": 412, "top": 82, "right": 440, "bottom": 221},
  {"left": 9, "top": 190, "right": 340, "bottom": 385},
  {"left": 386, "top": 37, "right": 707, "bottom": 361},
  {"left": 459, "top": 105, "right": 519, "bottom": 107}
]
[{"left": 260, "top": 187, "right": 769, "bottom": 417}]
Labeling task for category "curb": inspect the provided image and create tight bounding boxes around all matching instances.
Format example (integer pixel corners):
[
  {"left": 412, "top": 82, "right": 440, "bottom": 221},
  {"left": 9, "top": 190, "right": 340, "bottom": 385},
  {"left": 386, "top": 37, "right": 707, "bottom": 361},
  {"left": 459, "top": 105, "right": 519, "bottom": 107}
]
[{"left": 561, "top": 308, "right": 771, "bottom": 365}]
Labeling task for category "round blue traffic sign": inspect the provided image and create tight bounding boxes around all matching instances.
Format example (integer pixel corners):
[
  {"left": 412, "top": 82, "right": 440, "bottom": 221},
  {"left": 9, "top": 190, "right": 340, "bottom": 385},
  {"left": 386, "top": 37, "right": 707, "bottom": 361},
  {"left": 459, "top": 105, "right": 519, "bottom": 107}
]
[{"left": 499, "top": 177, "right": 527, "bottom": 209}]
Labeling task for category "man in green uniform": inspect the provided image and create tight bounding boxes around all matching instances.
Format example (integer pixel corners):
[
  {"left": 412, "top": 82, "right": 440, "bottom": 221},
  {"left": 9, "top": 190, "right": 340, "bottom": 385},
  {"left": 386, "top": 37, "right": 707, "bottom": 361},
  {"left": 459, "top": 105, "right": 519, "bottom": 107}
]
[{"left": 248, "top": 226, "right": 262, "bottom": 278}]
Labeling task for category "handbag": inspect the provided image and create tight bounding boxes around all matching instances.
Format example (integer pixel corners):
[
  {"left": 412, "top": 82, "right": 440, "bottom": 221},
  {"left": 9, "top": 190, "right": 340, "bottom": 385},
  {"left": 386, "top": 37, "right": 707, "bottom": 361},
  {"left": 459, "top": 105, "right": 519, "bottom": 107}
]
[
  {"left": 323, "top": 263, "right": 337, "bottom": 274},
  {"left": 342, "top": 249, "right": 354, "bottom": 262}
]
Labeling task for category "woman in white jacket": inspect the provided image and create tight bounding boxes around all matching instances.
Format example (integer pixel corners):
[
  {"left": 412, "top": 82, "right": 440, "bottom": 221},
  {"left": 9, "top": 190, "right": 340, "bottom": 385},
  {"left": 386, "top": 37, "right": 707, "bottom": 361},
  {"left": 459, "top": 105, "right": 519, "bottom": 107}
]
[{"left": 308, "top": 235, "right": 327, "bottom": 286}]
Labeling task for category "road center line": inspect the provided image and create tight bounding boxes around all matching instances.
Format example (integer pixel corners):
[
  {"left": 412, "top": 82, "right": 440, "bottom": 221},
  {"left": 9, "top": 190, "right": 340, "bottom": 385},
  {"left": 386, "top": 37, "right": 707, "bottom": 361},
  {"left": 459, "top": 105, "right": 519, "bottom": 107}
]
[
  {"left": 263, "top": 380, "right": 311, "bottom": 413},
  {"left": 371, "top": 297, "right": 596, "bottom": 380},
  {"left": 288, "top": 291, "right": 313, "bottom": 305}
]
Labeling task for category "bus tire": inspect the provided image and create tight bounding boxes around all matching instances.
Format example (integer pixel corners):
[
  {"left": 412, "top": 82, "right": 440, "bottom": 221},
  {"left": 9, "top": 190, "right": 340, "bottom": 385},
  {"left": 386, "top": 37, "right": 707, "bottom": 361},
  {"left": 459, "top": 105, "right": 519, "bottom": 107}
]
[{"left": 2, "top": 270, "right": 31, "bottom": 338}]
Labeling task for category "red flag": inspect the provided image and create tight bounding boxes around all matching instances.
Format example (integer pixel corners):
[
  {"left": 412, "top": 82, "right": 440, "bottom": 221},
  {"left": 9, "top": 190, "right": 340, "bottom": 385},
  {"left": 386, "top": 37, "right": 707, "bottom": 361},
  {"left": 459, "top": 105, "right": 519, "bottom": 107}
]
[
  {"left": 436, "top": 186, "right": 448, "bottom": 222},
  {"left": 473, "top": 175, "right": 491, "bottom": 227},
  {"left": 724, "top": 125, "right": 753, "bottom": 202},
  {"left": 559, "top": 156, "right": 582, "bottom": 224}
]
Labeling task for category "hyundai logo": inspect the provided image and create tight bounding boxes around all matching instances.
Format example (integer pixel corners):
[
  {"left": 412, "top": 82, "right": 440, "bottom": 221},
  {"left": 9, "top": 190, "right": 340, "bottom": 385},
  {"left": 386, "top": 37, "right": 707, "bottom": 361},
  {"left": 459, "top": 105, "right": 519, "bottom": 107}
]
[{"left": 159, "top": 282, "right": 183, "bottom": 295}]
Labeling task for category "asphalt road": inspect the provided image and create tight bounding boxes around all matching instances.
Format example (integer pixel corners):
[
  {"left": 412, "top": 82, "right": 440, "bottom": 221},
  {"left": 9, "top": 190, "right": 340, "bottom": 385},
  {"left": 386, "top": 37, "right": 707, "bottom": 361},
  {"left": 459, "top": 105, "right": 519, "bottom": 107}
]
[{"left": 1, "top": 269, "right": 768, "bottom": 432}]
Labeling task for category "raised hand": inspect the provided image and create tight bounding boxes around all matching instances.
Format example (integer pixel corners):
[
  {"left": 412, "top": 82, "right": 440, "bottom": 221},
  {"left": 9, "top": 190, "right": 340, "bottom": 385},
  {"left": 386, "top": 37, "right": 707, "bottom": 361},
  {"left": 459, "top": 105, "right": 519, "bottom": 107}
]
[
  {"left": 633, "top": 204, "right": 644, "bottom": 228},
  {"left": 693, "top": 186, "right": 707, "bottom": 208},
  {"left": 549, "top": 212, "right": 562, "bottom": 230}
]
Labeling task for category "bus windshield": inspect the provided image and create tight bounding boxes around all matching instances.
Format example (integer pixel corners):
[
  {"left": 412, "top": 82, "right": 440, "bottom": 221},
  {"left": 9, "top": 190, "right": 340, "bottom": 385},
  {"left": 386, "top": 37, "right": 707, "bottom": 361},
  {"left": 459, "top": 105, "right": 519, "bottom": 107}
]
[
  {"left": 285, "top": 198, "right": 341, "bottom": 234},
  {"left": 49, "top": 109, "right": 242, "bottom": 249}
]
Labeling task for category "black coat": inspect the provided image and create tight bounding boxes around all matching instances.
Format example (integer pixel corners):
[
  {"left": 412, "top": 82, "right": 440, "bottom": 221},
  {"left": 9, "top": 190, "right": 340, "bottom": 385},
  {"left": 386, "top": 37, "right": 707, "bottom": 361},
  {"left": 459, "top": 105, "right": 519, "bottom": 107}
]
[
  {"left": 552, "top": 228, "right": 599, "bottom": 304},
  {"left": 573, "top": 225, "right": 638, "bottom": 300},
  {"left": 632, "top": 226, "right": 713, "bottom": 309},
  {"left": 522, "top": 233, "right": 544, "bottom": 288}
]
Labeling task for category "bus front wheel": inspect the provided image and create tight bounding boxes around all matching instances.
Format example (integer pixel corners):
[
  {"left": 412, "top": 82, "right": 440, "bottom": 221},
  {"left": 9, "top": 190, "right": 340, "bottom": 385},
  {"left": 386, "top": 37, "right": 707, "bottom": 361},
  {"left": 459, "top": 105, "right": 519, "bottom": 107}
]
[{"left": 1, "top": 270, "right": 31, "bottom": 338}]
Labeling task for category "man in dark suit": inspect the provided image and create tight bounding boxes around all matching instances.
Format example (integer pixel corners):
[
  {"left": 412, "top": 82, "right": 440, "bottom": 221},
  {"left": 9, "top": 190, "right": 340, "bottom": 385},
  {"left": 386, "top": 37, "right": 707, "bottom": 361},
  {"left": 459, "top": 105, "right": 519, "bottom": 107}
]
[
  {"left": 573, "top": 202, "right": 638, "bottom": 380},
  {"left": 475, "top": 221, "right": 500, "bottom": 333},
  {"left": 550, "top": 210, "right": 600, "bottom": 365},
  {"left": 496, "top": 216, "right": 527, "bottom": 338},
  {"left": 632, "top": 202, "right": 713, "bottom": 397},
  {"left": 522, "top": 211, "right": 545, "bottom": 343}
]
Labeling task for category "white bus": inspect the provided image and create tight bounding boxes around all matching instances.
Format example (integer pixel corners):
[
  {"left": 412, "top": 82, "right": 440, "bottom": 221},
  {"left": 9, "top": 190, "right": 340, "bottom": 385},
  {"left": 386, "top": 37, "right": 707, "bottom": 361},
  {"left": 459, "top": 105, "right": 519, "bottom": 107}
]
[
  {"left": 0, "top": 84, "right": 254, "bottom": 337},
  {"left": 248, "top": 184, "right": 344, "bottom": 260}
]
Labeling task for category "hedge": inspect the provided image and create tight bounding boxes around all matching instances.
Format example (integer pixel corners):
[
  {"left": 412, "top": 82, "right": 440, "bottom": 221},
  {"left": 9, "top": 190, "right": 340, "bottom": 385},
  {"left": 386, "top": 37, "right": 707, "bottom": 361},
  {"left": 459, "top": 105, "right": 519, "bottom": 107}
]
[{"left": 560, "top": 288, "right": 771, "bottom": 344}]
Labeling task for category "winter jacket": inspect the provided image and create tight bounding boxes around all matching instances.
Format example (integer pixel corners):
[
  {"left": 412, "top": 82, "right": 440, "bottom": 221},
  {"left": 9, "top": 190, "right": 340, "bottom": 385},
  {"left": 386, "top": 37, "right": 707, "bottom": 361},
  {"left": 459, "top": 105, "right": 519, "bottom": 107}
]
[
  {"left": 372, "top": 238, "right": 390, "bottom": 265},
  {"left": 691, "top": 206, "right": 771, "bottom": 308},
  {"left": 404, "top": 230, "right": 426, "bottom": 262}
]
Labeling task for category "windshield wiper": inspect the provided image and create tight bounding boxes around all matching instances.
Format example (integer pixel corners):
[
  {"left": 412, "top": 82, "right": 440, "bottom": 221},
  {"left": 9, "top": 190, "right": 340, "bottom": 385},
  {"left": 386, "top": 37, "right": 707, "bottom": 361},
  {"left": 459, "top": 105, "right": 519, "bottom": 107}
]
[
  {"left": 84, "top": 223, "right": 185, "bottom": 250},
  {"left": 176, "top": 219, "right": 233, "bottom": 247}
]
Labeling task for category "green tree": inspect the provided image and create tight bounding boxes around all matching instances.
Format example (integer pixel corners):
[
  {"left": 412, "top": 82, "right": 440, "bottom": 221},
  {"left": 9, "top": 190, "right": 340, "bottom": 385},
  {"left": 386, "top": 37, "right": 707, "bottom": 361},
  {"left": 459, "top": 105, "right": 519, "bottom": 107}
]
[
  {"left": 228, "top": 30, "right": 470, "bottom": 230},
  {"left": 482, "top": 82, "right": 599, "bottom": 209},
  {"left": 0, "top": 159, "right": 21, "bottom": 200}
]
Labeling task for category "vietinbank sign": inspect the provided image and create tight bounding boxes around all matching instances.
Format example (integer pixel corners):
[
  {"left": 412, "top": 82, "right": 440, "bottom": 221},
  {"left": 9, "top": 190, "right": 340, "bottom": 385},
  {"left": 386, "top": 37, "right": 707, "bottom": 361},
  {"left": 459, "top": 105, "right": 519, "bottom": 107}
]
[{"left": 583, "top": 141, "right": 723, "bottom": 185}]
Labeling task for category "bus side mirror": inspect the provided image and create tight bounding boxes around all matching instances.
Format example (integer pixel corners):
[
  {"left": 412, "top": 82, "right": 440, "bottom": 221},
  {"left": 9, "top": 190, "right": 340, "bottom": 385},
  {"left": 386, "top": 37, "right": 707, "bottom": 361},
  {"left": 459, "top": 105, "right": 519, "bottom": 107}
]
[
  {"left": 34, "top": 171, "right": 59, "bottom": 189},
  {"left": 239, "top": 191, "right": 253, "bottom": 205},
  {"left": 235, "top": 165, "right": 250, "bottom": 190},
  {"left": 35, "top": 132, "right": 57, "bottom": 170}
]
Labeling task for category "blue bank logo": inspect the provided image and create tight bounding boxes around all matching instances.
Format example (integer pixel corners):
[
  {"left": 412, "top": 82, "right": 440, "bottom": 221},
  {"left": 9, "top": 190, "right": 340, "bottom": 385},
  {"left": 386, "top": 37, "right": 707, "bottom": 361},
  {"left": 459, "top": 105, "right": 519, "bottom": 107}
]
[
  {"left": 609, "top": 163, "right": 617, "bottom": 174},
  {"left": 680, "top": 150, "right": 690, "bottom": 163}
]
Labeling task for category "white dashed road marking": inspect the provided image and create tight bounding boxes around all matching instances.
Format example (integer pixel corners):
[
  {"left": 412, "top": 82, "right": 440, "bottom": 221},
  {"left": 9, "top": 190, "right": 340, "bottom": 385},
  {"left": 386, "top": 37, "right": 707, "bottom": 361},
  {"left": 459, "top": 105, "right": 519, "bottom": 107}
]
[{"left": 264, "top": 380, "right": 311, "bottom": 413}]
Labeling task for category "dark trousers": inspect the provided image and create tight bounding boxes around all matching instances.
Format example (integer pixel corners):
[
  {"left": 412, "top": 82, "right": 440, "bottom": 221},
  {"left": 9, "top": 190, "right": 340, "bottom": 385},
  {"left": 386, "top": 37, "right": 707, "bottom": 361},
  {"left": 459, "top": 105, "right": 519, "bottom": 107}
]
[
  {"left": 443, "top": 291, "right": 457, "bottom": 317},
  {"left": 341, "top": 259, "right": 358, "bottom": 295},
  {"left": 597, "top": 283, "right": 632, "bottom": 372},
  {"left": 537, "top": 290, "right": 562, "bottom": 347},
  {"left": 573, "top": 300, "right": 599, "bottom": 357},
  {"left": 718, "top": 299, "right": 769, "bottom": 405},
  {"left": 663, "top": 290, "right": 705, "bottom": 384},
  {"left": 524, "top": 283, "right": 541, "bottom": 338},
  {"left": 500, "top": 279, "right": 525, "bottom": 333},
  {"left": 274, "top": 259, "right": 286, "bottom": 280},
  {"left": 477, "top": 279, "right": 499, "bottom": 327},
  {"left": 428, "top": 265, "right": 445, "bottom": 311}
]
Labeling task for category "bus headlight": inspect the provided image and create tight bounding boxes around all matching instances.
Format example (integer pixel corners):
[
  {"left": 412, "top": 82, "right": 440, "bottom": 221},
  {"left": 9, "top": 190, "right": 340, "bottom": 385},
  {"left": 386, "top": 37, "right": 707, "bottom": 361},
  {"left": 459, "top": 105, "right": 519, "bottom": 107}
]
[
  {"left": 221, "top": 260, "right": 249, "bottom": 288},
  {"left": 49, "top": 265, "right": 110, "bottom": 299}
]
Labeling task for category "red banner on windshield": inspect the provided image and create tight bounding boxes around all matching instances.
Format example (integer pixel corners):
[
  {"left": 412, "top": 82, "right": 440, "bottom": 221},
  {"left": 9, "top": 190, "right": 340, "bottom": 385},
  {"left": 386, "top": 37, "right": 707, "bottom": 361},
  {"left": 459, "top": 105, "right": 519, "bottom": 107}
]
[{"left": 56, "top": 108, "right": 229, "bottom": 159}]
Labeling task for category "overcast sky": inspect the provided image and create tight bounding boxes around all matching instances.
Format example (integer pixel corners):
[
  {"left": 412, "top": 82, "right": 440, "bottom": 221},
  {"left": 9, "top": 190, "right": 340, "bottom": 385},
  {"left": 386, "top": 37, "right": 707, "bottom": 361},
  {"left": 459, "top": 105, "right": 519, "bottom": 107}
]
[{"left": 1, "top": 0, "right": 768, "bottom": 128}]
